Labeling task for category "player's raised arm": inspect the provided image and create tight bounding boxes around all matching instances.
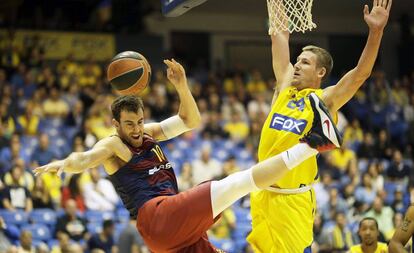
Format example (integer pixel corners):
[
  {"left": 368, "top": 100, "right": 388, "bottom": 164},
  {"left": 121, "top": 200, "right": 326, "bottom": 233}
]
[
  {"left": 33, "top": 136, "right": 123, "bottom": 176},
  {"left": 322, "top": 0, "right": 392, "bottom": 112},
  {"left": 267, "top": 1, "right": 295, "bottom": 105},
  {"left": 145, "top": 59, "right": 201, "bottom": 141}
]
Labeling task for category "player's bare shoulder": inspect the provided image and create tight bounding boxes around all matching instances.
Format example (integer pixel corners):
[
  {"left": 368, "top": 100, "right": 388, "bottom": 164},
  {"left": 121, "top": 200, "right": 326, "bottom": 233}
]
[{"left": 97, "top": 135, "right": 133, "bottom": 163}]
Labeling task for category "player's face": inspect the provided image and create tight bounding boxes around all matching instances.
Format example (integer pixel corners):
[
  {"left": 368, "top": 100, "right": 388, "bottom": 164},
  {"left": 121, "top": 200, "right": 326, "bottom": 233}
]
[
  {"left": 292, "top": 51, "right": 324, "bottom": 90},
  {"left": 116, "top": 109, "right": 144, "bottom": 147},
  {"left": 358, "top": 220, "right": 379, "bottom": 246}
]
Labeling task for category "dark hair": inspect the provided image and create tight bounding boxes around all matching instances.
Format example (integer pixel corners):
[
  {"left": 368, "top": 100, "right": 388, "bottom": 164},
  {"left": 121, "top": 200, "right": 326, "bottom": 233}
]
[
  {"left": 359, "top": 217, "right": 379, "bottom": 230},
  {"left": 302, "top": 45, "right": 333, "bottom": 83},
  {"left": 103, "top": 219, "right": 114, "bottom": 229},
  {"left": 68, "top": 174, "right": 81, "bottom": 197},
  {"left": 111, "top": 95, "right": 144, "bottom": 122}
]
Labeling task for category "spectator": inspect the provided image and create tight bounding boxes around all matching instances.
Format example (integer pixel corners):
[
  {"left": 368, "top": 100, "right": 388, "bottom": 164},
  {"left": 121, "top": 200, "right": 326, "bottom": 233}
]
[
  {"left": 1, "top": 165, "right": 33, "bottom": 212},
  {"left": 65, "top": 100, "right": 84, "bottom": 129},
  {"left": 117, "top": 222, "right": 147, "bottom": 253},
  {"left": 42, "top": 86, "right": 69, "bottom": 118},
  {"left": 16, "top": 101, "right": 39, "bottom": 136},
  {"left": 355, "top": 173, "right": 377, "bottom": 206},
  {"left": 223, "top": 111, "right": 249, "bottom": 143},
  {"left": 83, "top": 167, "right": 119, "bottom": 211},
  {"left": 201, "top": 111, "right": 228, "bottom": 140},
  {"left": 31, "top": 176, "right": 53, "bottom": 209},
  {"left": 17, "top": 230, "right": 35, "bottom": 253},
  {"left": 374, "top": 130, "right": 393, "bottom": 159},
  {"left": 320, "top": 188, "right": 348, "bottom": 221},
  {"left": 3, "top": 159, "right": 34, "bottom": 191},
  {"left": 55, "top": 199, "right": 88, "bottom": 242},
  {"left": 387, "top": 149, "right": 411, "bottom": 182},
  {"left": 357, "top": 133, "right": 376, "bottom": 160},
  {"left": 246, "top": 70, "right": 267, "bottom": 93},
  {"left": 367, "top": 162, "right": 384, "bottom": 192},
  {"left": 364, "top": 196, "right": 394, "bottom": 240},
  {"left": 221, "top": 94, "right": 247, "bottom": 123},
  {"left": 208, "top": 208, "right": 236, "bottom": 240},
  {"left": 191, "top": 145, "right": 222, "bottom": 185},
  {"left": 320, "top": 212, "right": 354, "bottom": 252},
  {"left": 328, "top": 143, "right": 357, "bottom": 177},
  {"left": 61, "top": 174, "right": 85, "bottom": 212},
  {"left": 31, "top": 133, "right": 58, "bottom": 166},
  {"left": 176, "top": 162, "right": 194, "bottom": 192},
  {"left": 87, "top": 219, "right": 118, "bottom": 253},
  {"left": 349, "top": 217, "right": 387, "bottom": 253},
  {"left": 247, "top": 92, "right": 270, "bottom": 120},
  {"left": 0, "top": 134, "right": 30, "bottom": 172},
  {"left": 51, "top": 232, "right": 70, "bottom": 253},
  {"left": 342, "top": 119, "right": 364, "bottom": 148}
]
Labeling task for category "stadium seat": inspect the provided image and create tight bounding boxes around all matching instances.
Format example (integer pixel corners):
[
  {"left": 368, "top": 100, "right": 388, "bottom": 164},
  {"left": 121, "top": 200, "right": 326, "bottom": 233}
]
[
  {"left": 85, "top": 210, "right": 114, "bottom": 223},
  {"left": 87, "top": 222, "right": 103, "bottom": 234},
  {"left": 0, "top": 210, "right": 29, "bottom": 227},
  {"left": 30, "top": 209, "right": 57, "bottom": 226},
  {"left": 233, "top": 208, "right": 251, "bottom": 223},
  {"left": 209, "top": 238, "right": 235, "bottom": 253},
  {"left": 21, "top": 224, "right": 51, "bottom": 241},
  {"left": 116, "top": 208, "right": 130, "bottom": 224}
]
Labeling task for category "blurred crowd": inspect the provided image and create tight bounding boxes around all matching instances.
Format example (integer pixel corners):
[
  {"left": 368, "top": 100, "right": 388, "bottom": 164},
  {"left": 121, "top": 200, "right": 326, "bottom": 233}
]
[{"left": 0, "top": 29, "right": 414, "bottom": 253}]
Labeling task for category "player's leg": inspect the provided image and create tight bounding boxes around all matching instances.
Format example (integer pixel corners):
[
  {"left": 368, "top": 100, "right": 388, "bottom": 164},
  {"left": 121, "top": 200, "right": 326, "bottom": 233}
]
[{"left": 210, "top": 92, "right": 342, "bottom": 217}]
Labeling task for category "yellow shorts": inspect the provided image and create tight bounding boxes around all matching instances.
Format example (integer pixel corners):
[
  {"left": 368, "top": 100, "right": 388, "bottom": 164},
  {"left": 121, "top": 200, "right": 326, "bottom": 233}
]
[{"left": 247, "top": 189, "right": 316, "bottom": 253}]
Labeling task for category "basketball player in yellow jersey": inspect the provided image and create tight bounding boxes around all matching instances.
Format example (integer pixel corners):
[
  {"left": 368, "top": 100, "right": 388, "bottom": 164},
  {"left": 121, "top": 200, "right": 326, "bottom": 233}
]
[{"left": 247, "top": 0, "right": 393, "bottom": 252}]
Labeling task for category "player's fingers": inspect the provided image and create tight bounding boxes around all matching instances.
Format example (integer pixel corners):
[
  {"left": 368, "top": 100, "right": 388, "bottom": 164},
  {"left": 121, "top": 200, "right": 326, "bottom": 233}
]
[
  {"left": 363, "top": 5, "right": 369, "bottom": 15},
  {"left": 57, "top": 167, "right": 64, "bottom": 177},
  {"left": 381, "top": 0, "right": 386, "bottom": 7},
  {"left": 386, "top": 0, "right": 392, "bottom": 11},
  {"left": 163, "top": 59, "right": 173, "bottom": 67},
  {"left": 374, "top": 0, "right": 379, "bottom": 7}
]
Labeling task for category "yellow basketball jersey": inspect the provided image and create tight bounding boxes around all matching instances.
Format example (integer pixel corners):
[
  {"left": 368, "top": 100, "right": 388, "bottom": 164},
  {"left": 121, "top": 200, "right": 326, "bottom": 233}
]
[
  {"left": 349, "top": 242, "right": 388, "bottom": 253},
  {"left": 257, "top": 86, "right": 323, "bottom": 188}
]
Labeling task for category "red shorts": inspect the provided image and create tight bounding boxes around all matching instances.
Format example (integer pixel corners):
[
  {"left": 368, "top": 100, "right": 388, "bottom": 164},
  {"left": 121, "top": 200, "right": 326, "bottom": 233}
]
[{"left": 136, "top": 182, "right": 223, "bottom": 253}]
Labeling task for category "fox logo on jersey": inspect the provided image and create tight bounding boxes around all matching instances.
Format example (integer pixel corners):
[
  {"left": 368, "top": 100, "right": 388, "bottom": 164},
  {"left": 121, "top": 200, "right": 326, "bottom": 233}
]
[{"left": 269, "top": 113, "right": 308, "bottom": 135}]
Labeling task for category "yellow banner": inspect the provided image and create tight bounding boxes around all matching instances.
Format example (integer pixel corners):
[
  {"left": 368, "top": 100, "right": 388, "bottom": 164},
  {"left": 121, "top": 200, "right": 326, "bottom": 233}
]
[{"left": 0, "top": 29, "right": 115, "bottom": 61}]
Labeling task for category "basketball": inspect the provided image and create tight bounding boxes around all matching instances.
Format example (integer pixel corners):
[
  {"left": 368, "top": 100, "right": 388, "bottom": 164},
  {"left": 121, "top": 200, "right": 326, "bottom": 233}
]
[{"left": 107, "top": 51, "right": 151, "bottom": 95}]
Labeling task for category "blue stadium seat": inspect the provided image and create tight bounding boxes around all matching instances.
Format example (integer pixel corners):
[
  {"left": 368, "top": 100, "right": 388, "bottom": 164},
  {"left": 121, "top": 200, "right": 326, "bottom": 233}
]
[
  {"left": 209, "top": 238, "right": 235, "bottom": 253},
  {"left": 85, "top": 210, "right": 114, "bottom": 223},
  {"left": 87, "top": 222, "right": 102, "bottom": 234},
  {"left": 30, "top": 209, "right": 57, "bottom": 226},
  {"left": 21, "top": 224, "right": 51, "bottom": 241},
  {"left": 233, "top": 208, "right": 251, "bottom": 223},
  {"left": 116, "top": 208, "right": 130, "bottom": 224},
  {"left": 232, "top": 223, "right": 251, "bottom": 240},
  {"left": 0, "top": 210, "right": 29, "bottom": 227},
  {"left": 48, "top": 239, "right": 60, "bottom": 249}
]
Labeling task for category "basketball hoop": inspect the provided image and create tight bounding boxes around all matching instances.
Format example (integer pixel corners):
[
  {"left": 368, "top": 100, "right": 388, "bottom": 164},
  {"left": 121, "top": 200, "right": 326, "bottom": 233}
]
[{"left": 267, "top": 0, "right": 316, "bottom": 34}]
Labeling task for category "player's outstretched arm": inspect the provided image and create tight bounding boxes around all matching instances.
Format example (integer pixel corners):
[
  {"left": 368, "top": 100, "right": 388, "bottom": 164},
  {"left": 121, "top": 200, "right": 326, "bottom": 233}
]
[
  {"left": 322, "top": 0, "right": 392, "bottom": 112},
  {"left": 389, "top": 205, "right": 414, "bottom": 253},
  {"left": 33, "top": 136, "right": 122, "bottom": 176},
  {"left": 145, "top": 59, "right": 201, "bottom": 141}
]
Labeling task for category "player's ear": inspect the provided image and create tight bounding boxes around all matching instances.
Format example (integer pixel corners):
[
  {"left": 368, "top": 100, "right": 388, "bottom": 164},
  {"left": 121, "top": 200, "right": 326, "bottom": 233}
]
[
  {"left": 112, "top": 119, "right": 120, "bottom": 129},
  {"left": 317, "top": 67, "right": 326, "bottom": 79}
]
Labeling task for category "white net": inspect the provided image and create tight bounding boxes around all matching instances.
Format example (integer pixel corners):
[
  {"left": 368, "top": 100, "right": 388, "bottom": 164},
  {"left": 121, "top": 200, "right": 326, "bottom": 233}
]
[{"left": 267, "top": 0, "right": 316, "bottom": 34}]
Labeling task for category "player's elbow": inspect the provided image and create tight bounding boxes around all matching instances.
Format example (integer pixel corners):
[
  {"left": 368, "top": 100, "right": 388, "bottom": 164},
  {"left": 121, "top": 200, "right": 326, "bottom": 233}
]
[
  {"left": 388, "top": 239, "right": 406, "bottom": 253},
  {"left": 183, "top": 112, "right": 202, "bottom": 129},
  {"left": 354, "top": 67, "right": 372, "bottom": 82}
]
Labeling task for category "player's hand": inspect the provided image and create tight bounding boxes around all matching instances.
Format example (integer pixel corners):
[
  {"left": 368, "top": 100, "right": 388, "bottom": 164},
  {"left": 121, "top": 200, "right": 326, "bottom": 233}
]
[
  {"left": 164, "top": 59, "right": 188, "bottom": 89},
  {"left": 363, "top": 0, "right": 392, "bottom": 32},
  {"left": 33, "top": 160, "right": 65, "bottom": 177}
]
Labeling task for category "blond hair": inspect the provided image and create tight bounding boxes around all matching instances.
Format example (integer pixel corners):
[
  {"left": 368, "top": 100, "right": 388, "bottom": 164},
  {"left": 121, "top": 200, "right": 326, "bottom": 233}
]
[{"left": 302, "top": 45, "right": 333, "bottom": 83}]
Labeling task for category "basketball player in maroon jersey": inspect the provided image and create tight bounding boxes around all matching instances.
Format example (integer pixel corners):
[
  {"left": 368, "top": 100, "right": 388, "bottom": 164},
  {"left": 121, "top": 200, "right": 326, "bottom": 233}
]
[{"left": 35, "top": 59, "right": 342, "bottom": 253}]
